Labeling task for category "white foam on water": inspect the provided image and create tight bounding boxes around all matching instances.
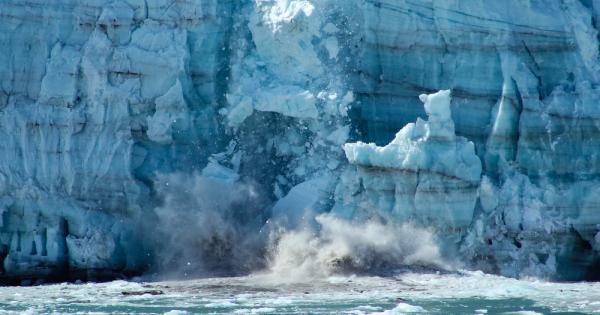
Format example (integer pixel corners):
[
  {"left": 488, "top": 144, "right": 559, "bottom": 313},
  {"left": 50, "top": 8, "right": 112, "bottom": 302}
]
[
  {"left": 0, "top": 272, "right": 598, "bottom": 314},
  {"left": 233, "top": 307, "right": 276, "bottom": 314},
  {"left": 204, "top": 301, "right": 238, "bottom": 308},
  {"left": 371, "top": 303, "right": 426, "bottom": 314}
]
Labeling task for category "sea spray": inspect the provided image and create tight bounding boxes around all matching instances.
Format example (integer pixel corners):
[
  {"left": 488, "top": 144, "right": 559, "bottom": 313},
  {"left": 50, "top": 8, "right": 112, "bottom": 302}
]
[
  {"left": 152, "top": 171, "right": 268, "bottom": 277},
  {"left": 262, "top": 214, "right": 450, "bottom": 282},
  {"left": 150, "top": 170, "right": 451, "bottom": 280}
]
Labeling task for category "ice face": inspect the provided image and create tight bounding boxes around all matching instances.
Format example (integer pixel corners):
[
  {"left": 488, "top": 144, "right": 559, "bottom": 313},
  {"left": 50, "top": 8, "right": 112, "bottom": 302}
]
[
  {"left": 0, "top": 0, "right": 599, "bottom": 281},
  {"left": 0, "top": 0, "right": 230, "bottom": 281},
  {"left": 338, "top": 90, "right": 481, "bottom": 245}
]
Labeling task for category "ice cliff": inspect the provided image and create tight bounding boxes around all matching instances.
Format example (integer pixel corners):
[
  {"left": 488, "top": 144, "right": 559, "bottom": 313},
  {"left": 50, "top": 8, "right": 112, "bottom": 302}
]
[
  {"left": 338, "top": 90, "right": 481, "bottom": 245},
  {"left": 0, "top": 0, "right": 599, "bottom": 282}
]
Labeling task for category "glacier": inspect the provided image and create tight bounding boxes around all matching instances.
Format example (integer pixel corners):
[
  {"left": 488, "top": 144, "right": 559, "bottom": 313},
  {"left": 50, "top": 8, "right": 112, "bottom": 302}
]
[
  {"left": 0, "top": 0, "right": 599, "bottom": 283},
  {"left": 337, "top": 90, "right": 481, "bottom": 245}
]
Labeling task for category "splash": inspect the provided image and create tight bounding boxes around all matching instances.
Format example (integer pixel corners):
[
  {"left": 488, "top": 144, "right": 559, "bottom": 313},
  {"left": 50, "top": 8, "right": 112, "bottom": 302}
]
[
  {"left": 151, "top": 170, "right": 450, "bottom": 281},
  {"left": 151, "top": 172, "right": 268, "bottom": 278},
  {"left": 262, "top": 214, "right": 450, "bottom": 283}
]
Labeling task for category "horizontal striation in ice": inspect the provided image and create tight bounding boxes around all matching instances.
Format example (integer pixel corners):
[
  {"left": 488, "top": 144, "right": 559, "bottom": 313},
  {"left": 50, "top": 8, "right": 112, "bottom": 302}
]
[{"left": 336, "top": 90, "right": 481, "bottom": 244}]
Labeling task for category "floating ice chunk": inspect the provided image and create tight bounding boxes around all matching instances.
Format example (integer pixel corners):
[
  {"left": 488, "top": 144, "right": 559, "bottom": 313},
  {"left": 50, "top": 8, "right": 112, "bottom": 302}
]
[
  {"left": 233, "top": 308, "right": 275, "bottom": 314},
  {"left": 374, "top": 303, "right": 426, "bottom": 314}
]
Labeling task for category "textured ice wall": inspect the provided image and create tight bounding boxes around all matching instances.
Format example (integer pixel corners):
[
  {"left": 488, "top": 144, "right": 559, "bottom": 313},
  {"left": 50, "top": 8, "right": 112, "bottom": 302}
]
[
  {"left": 0, "top": 0, "right": 357, "bottom": 281},
  {"left": 0, "top": 0, "right": 599, "bottom": 281},
  {"left": 348, "top": 0, "right": 600, "bottom": 280},
  {"left": 337, "top": 90, "right": 481, "bottom": 246},
  {"left": 0, "top": 0, "right": 233, "bottom": 281}
]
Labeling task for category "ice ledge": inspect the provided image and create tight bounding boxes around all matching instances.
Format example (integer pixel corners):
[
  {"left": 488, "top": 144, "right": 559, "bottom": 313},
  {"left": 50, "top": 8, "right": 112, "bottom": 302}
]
[
  {"left": 344, "top": 90, "right": 481, "bottom": 183},
  {"left": 335, "top": 90, "right": 482, "bottom": 244}
]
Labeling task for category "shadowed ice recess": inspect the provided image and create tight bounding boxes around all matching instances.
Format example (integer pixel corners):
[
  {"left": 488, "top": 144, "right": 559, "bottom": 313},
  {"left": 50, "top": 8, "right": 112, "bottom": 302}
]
[{"left": 0, "top": 0, "right": 599, "bottom": 283}]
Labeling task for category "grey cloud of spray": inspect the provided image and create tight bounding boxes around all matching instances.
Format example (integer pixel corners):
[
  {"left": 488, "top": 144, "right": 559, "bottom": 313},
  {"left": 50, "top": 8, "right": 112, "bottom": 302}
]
[
  {"left": 150, "top": 174, "right": 450, "bottom": 280},
  {"left": 151, "top": 172, "right": 269, "bottom": 277},
  {"left": 260, "top": 214, "right": 451, "bottom": 283}
]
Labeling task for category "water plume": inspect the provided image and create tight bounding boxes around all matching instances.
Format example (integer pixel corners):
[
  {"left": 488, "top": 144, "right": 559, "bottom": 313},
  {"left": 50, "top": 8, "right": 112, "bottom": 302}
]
[
  {"left": 151, "top": 172, "right": 267, "bottom": 278},
  {"left": 262, "top": 214, "right": 449, "bottom": 283}
]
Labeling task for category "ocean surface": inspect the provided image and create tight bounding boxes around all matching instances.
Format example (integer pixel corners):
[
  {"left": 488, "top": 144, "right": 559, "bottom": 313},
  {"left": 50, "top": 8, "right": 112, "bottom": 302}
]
[{"left": 0, "top": 271, "right": 598, "bottom": 314}]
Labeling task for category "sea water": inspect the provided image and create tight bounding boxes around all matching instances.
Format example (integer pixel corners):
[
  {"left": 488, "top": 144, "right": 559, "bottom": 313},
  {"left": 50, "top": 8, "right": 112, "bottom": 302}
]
[{"left": 1, "top": 271, "right": 598, "bottom": 314}]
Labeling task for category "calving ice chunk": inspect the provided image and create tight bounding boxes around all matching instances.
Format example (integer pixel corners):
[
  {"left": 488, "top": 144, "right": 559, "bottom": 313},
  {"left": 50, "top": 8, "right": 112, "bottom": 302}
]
[{"left": 339, "top": 90, "right": 481, "bottom": 244}]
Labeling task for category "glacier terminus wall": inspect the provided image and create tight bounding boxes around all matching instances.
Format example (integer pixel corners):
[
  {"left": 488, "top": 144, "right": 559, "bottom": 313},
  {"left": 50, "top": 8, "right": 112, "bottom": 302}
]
[{"left": 0, "top": 0, "right": 599, "bottom": 282}]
